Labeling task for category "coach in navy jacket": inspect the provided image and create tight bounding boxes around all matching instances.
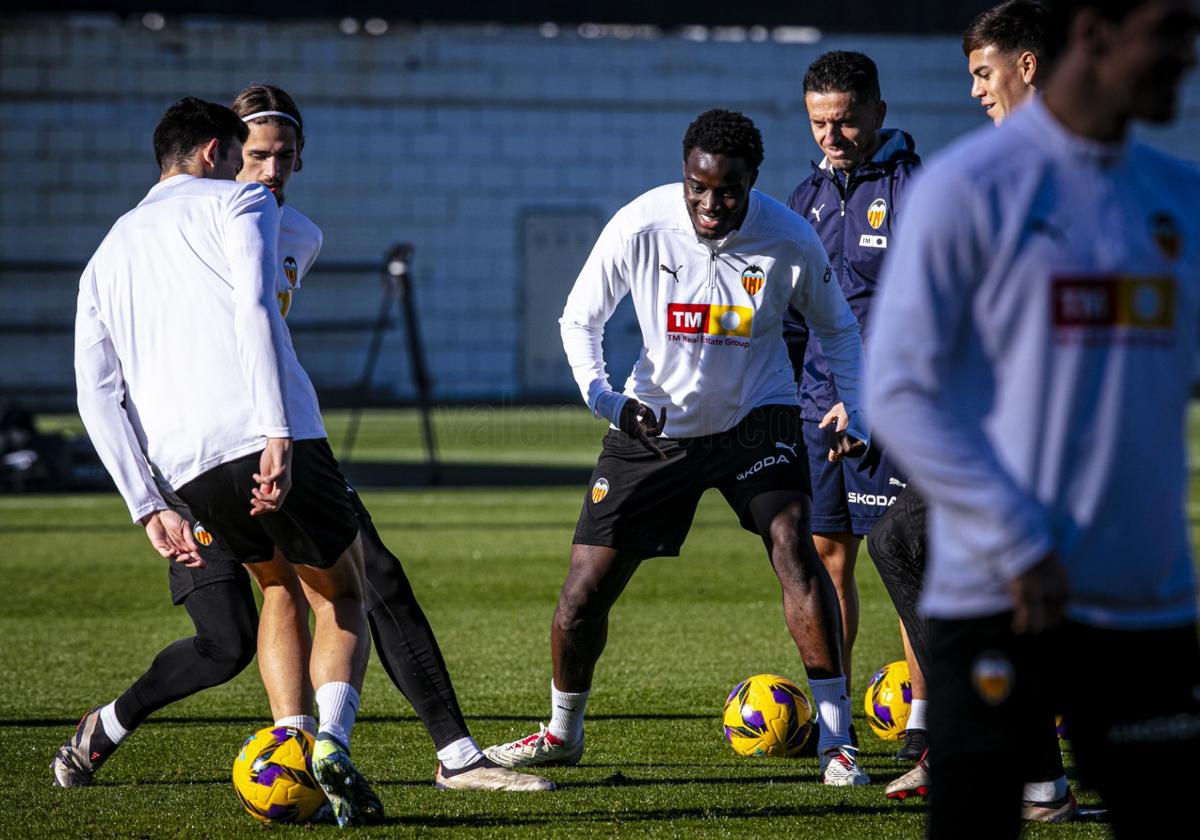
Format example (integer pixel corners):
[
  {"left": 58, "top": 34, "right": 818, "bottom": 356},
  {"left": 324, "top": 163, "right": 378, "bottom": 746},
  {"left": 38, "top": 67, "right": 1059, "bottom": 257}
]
[
  {"left": 782, "top": 50, "right": 920, "bottom": 698},
  {"left": 784, "top": 127, "right": 919, "bottom": 419}
]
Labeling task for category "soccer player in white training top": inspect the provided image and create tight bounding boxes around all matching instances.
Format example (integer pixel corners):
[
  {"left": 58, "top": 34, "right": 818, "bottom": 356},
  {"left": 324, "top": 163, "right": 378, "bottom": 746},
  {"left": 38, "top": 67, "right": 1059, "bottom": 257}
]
[
  {"left": 73, "top": 97, "right": 381, "bottom": 826},
  {"left": 486, "top": 109, "right": 872, "bottom": 786},
  {"left": 230, "top": 83, "right": 552, "bottom": 792},
  {"left": 878, "top": 2, "right": 1078, "bottom": 821},
  {"left": 867, "top": 1, "right": 1200, "bottom": 836},
  {"left": 53, "top": 86, "right": 549, "bottom": 799}
]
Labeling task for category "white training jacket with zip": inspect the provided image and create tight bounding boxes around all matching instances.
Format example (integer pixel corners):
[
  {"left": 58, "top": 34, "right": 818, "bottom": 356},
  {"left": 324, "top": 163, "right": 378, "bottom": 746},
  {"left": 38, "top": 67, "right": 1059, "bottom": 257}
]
[
  {"left": 560, "top": 183, "right": 865, "bottom": 441},
  {"left": 867, "top": 97, "right": 1199, "bottom": 629},
  {"left": 75, "top": 175, "right": 321, "bottom": 522}
]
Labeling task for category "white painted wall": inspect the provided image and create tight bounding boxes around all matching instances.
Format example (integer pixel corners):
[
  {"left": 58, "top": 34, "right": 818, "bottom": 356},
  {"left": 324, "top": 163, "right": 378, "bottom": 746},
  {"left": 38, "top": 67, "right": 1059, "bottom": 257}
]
[{"left": 3, "top": 15, "right": 1198, "bottom": 403}]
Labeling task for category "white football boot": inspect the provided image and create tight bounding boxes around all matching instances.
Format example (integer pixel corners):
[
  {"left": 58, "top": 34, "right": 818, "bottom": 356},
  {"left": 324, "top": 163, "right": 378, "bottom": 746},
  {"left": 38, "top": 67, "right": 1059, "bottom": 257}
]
[
  {"left": 435, "top": 757, "right": 555, "bottom": 791},
  {"left": 820, "top": 744, "right": 870, "bottom": 786},
  {"left": 484, "top": 723, "right": 584, "bottom": 768}
]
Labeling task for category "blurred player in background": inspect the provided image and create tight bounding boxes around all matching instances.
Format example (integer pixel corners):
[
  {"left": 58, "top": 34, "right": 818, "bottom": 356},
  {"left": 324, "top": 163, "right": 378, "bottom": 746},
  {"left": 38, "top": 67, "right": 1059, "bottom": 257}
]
[
  {"left": 487, "top": 109, "right": 872, "bottom": 786},
  {"left": 783, "top": 49, "right": 920, "bottom": 717},
  {"left": 867, "top": 0, "right": 1200, "bottom": 836},
  {"left": 69, "top": 96, "right": 381, "bottom": 826}
]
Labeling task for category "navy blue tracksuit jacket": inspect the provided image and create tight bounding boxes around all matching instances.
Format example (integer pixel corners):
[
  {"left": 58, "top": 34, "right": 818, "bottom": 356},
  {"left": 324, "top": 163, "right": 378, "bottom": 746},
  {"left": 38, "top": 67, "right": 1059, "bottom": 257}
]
[{"left": 784, "top": 128, "right": 920, "bottom": 422}]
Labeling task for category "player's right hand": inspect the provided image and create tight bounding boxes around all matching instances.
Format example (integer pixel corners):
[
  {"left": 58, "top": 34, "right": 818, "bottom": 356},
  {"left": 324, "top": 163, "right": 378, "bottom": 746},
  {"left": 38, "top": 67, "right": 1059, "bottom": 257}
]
[
  {"left": 251, "top": 437, "right": 293, "bottom": 516},
  {"left": 1007, "top": 553, "right": 1067, "bottom": 635},
  {"left": 141, "top": 509, "right": 205, "bottom": 568},
  {"left": 819, "top": 402, "right": 867, "bottom": 462},
  {"left": 618, "top": 400, "right": 668, "bottom": 460}
]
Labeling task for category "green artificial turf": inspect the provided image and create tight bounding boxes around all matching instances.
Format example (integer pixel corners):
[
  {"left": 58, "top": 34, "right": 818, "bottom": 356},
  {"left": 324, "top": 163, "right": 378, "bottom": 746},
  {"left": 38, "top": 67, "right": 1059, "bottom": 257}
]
[{"left": 0, "top": 407, "right": 1158, "bottom": 837}]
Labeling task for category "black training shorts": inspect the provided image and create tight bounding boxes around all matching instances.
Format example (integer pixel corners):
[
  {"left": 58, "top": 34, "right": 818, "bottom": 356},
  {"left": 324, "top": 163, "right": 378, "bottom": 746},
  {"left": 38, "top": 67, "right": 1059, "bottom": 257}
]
[
  {"left": 176, "top": 438, "right": 359, "bottom": 568},
  {"left": 573, "top": 404, "right": 810, "bottom": 556},
  {"left": 159, "top": 478, "right": 248, "bottom": 604}
]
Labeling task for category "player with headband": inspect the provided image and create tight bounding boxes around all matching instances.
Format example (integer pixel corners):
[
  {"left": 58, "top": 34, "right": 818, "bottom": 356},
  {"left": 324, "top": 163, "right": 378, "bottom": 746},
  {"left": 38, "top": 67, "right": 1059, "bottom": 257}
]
[{"left": 51, "top": 85, "right": 551, "bottom": 800}]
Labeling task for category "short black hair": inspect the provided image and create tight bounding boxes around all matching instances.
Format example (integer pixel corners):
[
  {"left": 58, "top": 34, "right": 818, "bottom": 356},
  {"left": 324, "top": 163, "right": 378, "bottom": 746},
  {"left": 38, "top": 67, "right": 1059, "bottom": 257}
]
[
  {"left": 682, "top": 109, "right": 764, "bottom": 171},
  {"left": 803, "top": 51, "right": 881, "bottom": 104},
  {"left": 152, "top": 96, "right": 248, "bottom": 171},
  {"left": 231, "top": 83, "right": 305, "bottom": 148},
  {"left": 1041, "top": 0, "right": 1154, "bottom": 60},
  {"left": 963, "top": 1, "right": 1051, "bottom": 59}
]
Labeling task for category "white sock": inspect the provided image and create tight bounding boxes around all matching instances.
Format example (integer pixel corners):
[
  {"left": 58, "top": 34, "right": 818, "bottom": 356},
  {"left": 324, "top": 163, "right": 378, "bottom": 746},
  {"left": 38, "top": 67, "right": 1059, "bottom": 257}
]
[
  {"left": 810, "top": 676, "right": 852, "bottom": 753},
  {"left": 907, "top": 699, "right": 928, "bottom": 732},
  {"left": 436, "top": 736, "right": 484, "bottom": 770},
  {"left": 547, "top": 682, "right": 589, "bottom": 743},
  {"left": 1023, "top": 775, "right": 1068, "bottom": 802},
  {"left": 275, "top": 715, "right": 317, "bottom": 736},
  {"left": 315, "top": 682, "right": 360, "bottom": 749},
  {"left": 99, "top": 701, "right": 129, "bottom": 744}
]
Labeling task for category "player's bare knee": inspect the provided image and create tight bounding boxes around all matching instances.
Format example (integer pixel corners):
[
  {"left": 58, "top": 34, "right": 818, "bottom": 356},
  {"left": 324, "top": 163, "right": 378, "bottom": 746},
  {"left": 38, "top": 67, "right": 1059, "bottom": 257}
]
[
  {"left": 552, "top": 603, "right": 584, "bottom": 636},
  {"left": 554, "top": 575, "right": 615, "bottom": 635},
  {"left": 553, "top": 588, "right": 591, "bottom": 634},
  {"left": 296, "top": 551, "right": 365, "bottom": 603},
  {"left": 766, "top": 504, "right": 807, "bottom": 555},
  {"left": 772, "top": 539, "right": 826, "bottom": 588}
]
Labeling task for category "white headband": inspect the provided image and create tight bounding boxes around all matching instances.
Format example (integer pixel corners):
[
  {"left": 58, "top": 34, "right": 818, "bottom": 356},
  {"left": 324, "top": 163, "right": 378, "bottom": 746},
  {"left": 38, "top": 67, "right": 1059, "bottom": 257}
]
[{"left": 241, "top": 110, "right": 300, "bottom": 126}]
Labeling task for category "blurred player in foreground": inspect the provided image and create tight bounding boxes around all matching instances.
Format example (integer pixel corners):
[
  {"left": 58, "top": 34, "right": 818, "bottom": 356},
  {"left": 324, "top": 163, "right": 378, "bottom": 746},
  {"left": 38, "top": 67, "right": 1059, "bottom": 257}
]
[
  {"left": 487, "top": 109, "right": 872, "bottom": 786},
  {"left": 875, "top": 2, "right": 1076, "bottom": 821},
  {"left": 867, "top": 0, "right": 1200, "bottom": 836}
]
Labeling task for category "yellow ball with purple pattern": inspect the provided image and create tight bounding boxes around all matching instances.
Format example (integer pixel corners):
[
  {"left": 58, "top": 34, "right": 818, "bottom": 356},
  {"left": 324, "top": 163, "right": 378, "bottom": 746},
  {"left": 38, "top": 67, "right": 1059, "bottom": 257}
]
[
  {"left": 722, "top": 674, "right": 815, "bottom": 757},
  {"left": 232, "top": 726, "right": 326, "bottom": 823},
  {"left": 864, "top": 660, "right": 913, "bottom": 741}
]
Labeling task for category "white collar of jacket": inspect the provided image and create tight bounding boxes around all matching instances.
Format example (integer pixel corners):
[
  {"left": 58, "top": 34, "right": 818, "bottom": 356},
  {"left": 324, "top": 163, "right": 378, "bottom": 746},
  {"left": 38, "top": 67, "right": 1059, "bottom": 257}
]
[{"left": 1015, "top": 95, "right": 1129, "bottom": 168}]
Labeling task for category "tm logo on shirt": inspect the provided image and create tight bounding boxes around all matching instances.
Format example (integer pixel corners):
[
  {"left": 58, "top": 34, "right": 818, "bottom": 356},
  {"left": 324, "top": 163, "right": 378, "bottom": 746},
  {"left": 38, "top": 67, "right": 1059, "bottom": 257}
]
[
  {"left": 666, "top": 303, "right": 753, "bottom": 347},
  {"left": 1052, "top": 275, "right": 1176, "bottom": 344}
]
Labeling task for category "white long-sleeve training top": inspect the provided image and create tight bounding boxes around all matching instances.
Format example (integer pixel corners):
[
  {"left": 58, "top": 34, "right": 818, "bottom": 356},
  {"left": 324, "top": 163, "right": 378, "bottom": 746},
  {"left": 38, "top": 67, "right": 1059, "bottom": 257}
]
[
  {"left": 275, "top": 203, "right": 326, "bottom": 442},
  {"left": 276, "top": 203, "right": 322, "bottom": 312},
  {"left": 561, "top": 183, "right": 865, "bottom": 440},
  {"left": 867, "top": 97, "right": 1199, "bottom": 629},
  {"left": 75, "top": 175, "right": 321, "bottom": 522}
]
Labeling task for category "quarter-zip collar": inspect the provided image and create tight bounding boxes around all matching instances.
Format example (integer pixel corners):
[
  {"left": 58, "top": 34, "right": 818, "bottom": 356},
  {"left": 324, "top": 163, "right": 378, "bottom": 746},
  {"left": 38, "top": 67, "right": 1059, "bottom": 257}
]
[
  {"left": 676, "top": 184, "right": 762, "bottom": 253},
  {"left": 1015, "top": 95, "right": 1129, "bottom": 169}
]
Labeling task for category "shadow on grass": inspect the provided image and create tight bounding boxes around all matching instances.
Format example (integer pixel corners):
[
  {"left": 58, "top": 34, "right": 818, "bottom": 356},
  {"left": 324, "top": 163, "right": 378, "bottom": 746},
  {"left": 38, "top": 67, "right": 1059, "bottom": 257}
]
[
  {"left": 567, "top": 770, "right": 822, "bottom": 788},
  {"left": 374, "top": 802, "right": 918, "bottom": 829},
  {"left": 5, "top": 712, "right": 714, "bottom": 728}
]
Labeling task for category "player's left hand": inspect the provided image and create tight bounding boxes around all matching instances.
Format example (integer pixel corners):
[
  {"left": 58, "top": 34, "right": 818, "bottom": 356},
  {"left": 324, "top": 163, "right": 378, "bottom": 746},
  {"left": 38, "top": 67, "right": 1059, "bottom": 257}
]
[
  {"left": 141, "top": 508, "right": 205, "bottom": 568},
  {"left": 251, "top": 437, "right": 293, "bottom": 516},
  {"left": 618, "top": 400, "right": 668, "bottom": 460},
  {"left": 819, "top": 402, "right": 867, "bottom": 462}
]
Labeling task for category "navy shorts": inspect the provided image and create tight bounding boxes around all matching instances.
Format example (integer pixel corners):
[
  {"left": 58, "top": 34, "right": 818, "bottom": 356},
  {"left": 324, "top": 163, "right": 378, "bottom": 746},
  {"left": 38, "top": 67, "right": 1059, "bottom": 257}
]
[
  {"left": 573, "top": 405, "right": 810, "bottom": 557},
  {"left": 802, "top": 419, "right": 906, "bottom": 536}
]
